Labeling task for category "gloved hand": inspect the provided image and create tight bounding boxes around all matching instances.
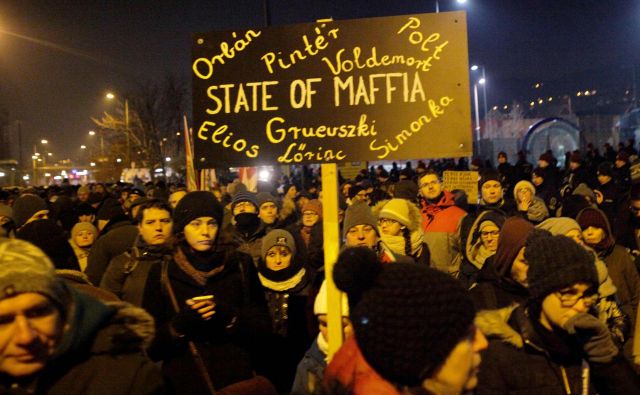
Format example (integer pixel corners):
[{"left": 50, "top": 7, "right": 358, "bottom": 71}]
[
  {"left": 171, "top": 307, "right": 202, "bottom": 336},
  {"left": 562, "top": 313, "right": 619, "bottom": 363}
]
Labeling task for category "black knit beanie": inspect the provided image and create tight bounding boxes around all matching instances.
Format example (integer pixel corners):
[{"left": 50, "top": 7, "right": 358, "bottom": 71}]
[
  {"left": 525, "top": 231, "right": 599, "bottom": 300},
  {"left": 172, "top": 191, "right": 223, "bottom": 234},
  {"left": 16, "top": 219, "right": 80, "bottom": 271},
  {"left": 231, "top": 191, "right": 259, "bottom": 213},
  {"left": 12, "top": 195, "right": 48, "bottom": 228},
  {"left": 333, "top": 247, "right": 476, "bottom": 387},
  {"left": 478, "top": 169, "right": 501, "bottom": 189}
]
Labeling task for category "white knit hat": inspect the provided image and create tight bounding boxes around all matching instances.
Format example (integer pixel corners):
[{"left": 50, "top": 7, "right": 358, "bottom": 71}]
[{"left": 314, "top": 281, "right": 349, "bottom": 316}]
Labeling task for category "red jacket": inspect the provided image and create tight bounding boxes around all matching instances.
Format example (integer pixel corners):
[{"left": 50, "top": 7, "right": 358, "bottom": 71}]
[
  {"left": 420, "top": 191, "right": 466, "bottom": 233},
  {"left": 324, "top": 336, "right": 402, "bottom": 395}
]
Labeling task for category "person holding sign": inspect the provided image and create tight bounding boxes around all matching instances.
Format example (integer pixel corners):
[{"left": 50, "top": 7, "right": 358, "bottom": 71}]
[{"left": 418, "top": 169, "right": 467, "bottom": 275}]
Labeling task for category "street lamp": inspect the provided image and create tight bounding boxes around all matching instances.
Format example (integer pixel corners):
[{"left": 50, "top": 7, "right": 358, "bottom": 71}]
[
  {"left": 106, "top": 92, "right": 130, "bottom": 166},
  {"left": 88, "top": 130, "right": 104, "bottom": 156},
  {"left": 435, "top": 0, "right": 467, "bottom": 13}
]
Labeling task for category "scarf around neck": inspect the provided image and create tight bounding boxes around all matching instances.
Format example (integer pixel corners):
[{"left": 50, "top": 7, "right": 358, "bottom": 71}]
[{"left": 380, "top": 231, "right": 423, "bottom": 257}]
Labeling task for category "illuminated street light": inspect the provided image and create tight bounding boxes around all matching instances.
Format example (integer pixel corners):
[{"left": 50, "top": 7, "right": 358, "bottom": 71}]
[
  {"left": 41, "top": 139, "right": 48, "bottom": 144},
  {"left": 470, "top": 65, "right": 479, "bottom": 71},
  {"left": 165, "top": 157, "right": 171, "bottom": 162},
  {"left": 47, "top": 152, "right": 52, "bottom": 156},
  {"left": 104, "top": 91, "right": 130, "bottom": 164},
  {"left": 88, "top": 130, "right": 96, "bottom": 136},
  {"left": 478, "top": 77, "right": 486, "bottom": 85},
  {"left": 90, "top": 162, "right": 96, "bottom": 167},
  {"left": 116, "top": 158, "right": 122, "bottom": 163},
  {"left": 80, "top": 145, "right": 86, "bottom": 149}
]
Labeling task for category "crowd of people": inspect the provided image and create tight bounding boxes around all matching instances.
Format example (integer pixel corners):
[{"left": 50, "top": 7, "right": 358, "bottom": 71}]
[{"left": 1, "top": 141, "right": 640, "bottom": 394}]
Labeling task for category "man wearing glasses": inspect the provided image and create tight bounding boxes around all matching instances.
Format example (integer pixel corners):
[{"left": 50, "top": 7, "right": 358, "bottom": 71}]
[
  {"left": 476, "top": 232, "right": 640, "bottom": 394},
  {"left": 417, "top": 169, "right": 467, "bottom": 276}
]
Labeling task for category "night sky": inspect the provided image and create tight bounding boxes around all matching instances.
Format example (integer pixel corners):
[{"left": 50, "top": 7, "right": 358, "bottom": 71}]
[{"left": 1, "top": 0, "right": 638, "bottom": 163}]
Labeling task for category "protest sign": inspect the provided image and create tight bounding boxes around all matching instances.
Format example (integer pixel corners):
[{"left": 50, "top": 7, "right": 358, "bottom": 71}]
[
  {"left": 442, "top": 170, "right": 479, "bottom": 202},
  {"left": 192, "top": 12, "right": 471, "bottom": 168}
]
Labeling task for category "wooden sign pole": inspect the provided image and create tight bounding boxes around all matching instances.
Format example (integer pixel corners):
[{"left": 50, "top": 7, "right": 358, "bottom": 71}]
[{"left": 321, "top": 163, "right": 343, "bottom": 359}]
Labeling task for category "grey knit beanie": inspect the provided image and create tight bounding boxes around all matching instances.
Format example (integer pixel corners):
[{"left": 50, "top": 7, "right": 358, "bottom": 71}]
[
  {"left": 343, "top": 201, "right": 378, "bottom": 239},
  {"left": 0, "top": 238, "right": 67, "bottom": 306},
  {"left": 261, "top": 229, "right": 297, "bottom": 259}
]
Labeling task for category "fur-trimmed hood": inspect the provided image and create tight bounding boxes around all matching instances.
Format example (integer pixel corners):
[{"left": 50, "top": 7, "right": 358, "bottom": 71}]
[
  {"left": 475, "top": 305, "right": 524, "bottom": 349},
  {"left": 54, "top": 288, "right": 156, "bottom": 361},
  {"left": 465, "top": 210, "right": 506, "bottom": 269},
  {"left": 91, "top": 301, "right": 156, "bottom": 353},
  {"left": 372, "top": 199, "right": 422, "bottom": 233}
]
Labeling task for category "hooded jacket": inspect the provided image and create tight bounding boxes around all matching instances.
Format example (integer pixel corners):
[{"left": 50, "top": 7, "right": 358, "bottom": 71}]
[
  {"left": 459, "top": 210, "right": 506, "bottom": 288},
  {"left": 469, "top": 217, "right": 534, "bottom": 311},
  {"left": 475, "top": 306, "right": 640, "bottom": 395},
  {"left": 577, "top": 208, "right": 640, "bottom": 334},
  {"left": 0, "top": 287, "right": 164, "bottom": 395},
  {"left": 419, "top": 191, "right": 466, "bottom": 275}
]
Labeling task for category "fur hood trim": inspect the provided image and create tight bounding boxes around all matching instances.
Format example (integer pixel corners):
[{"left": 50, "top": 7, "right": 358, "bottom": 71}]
[
  {"left": 91, "top": 302, "right": 156, "bottom": 353},
  {"left": 475, "top": 304, "right": 523, "bottom": 348}
]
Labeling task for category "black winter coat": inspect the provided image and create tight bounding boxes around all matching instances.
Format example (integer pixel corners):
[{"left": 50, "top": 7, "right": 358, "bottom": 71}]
[
  {"left": 476, "top": 307, "right": 640, "bottom": 395},
  {"left": 469, "top": 257, "right": 529, "bottom": 311},
  {"left": 142, "top": 247, "right": 271, "bottom": 394}
]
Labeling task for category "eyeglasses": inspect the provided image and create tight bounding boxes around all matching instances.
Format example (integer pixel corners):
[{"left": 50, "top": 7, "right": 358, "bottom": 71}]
[
  {"left": 480, "top": 230, "right": 500, "bottom": 238},
  {"left": 555, "top": 289, "right": 597, "bottom": 308},
  {"left": 377, "top": 218, "right": 399, "bottom": 226}
]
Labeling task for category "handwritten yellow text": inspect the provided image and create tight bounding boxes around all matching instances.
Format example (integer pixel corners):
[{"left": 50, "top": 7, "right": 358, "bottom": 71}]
[
  {"left": 397, "top": 17, "right": 449, "bottom": 54},
  {"left": 322, "top": 46, "right": 442, "bottom": 75},
  {"left": 265, "top": 114, "right": 376, "bottom": 144},
  {"left": 278, "top": 143, "right": 346, "bottom": 163},
  {"left": 205, "top": 81, "right": 279, "bottom": 115},
  {"left": 369, "top": 96, "right": 454, "bottom": 159},
  {"left": 261, "top": 24, "right": 339, "bottom": 74},
  {"left": 333, "top": 72, "right": 425, "bottom": 107},
  {"left": 193, "top": 30, "right": 262, "bottom": 80},
  {"left": 197, "top": 121, "right": 259, "bottom": 158}
]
